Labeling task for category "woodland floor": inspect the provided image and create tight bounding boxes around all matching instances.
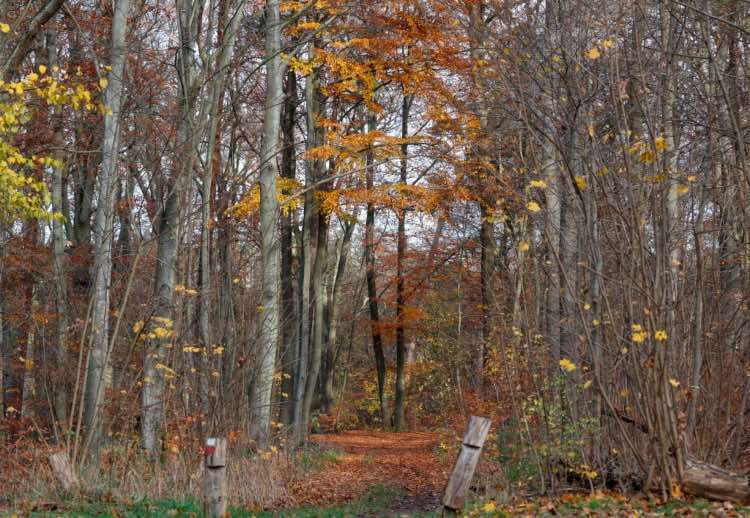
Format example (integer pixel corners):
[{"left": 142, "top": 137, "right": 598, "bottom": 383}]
[
  {"left": 297, "top": 431, "right": 449, "bottom": 514},
  {"left": 4, "top": 430, "right": 750, "bottom": 516}
]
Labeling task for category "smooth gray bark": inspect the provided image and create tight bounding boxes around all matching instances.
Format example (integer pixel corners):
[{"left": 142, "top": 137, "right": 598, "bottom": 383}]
[
  {"left": 249, "top": 0, "right": 283, "bottom": 447},
  {"left": 46, "top": 30, "right": 70, "bottom": 429},
  {"left": 142, "top": 0, "right": 200, "bottom": 456},
  {"left": 82, "top": 0, "right": 130, "bottom": 464}
]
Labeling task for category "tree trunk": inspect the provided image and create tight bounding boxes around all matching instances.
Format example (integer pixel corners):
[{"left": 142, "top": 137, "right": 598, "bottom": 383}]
[
  {"left": 321, "top": 219, "right": 354, "bottom": 413},
  {"left": 394, "top": 93, "right": 411, "bottom": 431},
  {"left": 249, "top": 0, "right": 283, "bottom": 447},
  {"left": 21, "top": 285, "right": 38, "bottom": 420},
  {"left": 302, "top": 209, "right": 328, "bottom": 433},
  {"left": 82, "top": 0, "right": 130, "bottom": 464},
  {"left": 142, "top": 0, "right": 200, "bottom": 456},
  {"left": 279, "top": 69, "right": 298, "bottom": 425},
  {"left": 198, "top": 0, "right": 244, "bottom": 427},
  {"left": 47, "top": 30, "right": 69, "bottom": 429},
  {"left": 364, "top": 113, "right": 389, "bottom": 427}
]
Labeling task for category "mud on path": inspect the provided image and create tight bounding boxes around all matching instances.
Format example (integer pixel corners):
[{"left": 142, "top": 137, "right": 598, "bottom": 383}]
[{"left": 292, "top": 431, "right": 451, "bottom": 513}]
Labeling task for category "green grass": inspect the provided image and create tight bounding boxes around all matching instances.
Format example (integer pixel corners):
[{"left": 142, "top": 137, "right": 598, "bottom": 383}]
[
  {"left": 3, "top": 484, "right": 408, "bottom": 518},
  {"left": 298, "top": 444, "right": 343, "bottom": 473}
]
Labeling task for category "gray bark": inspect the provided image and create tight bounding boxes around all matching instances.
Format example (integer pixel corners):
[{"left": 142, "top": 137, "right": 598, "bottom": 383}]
[
  {"left": 302, "top": 208, "right": 328, "bottom": 434},
  {"left": 199, "top": 0, "right": 244, "bottom": 385},
  {"left": 47, "top": 29, "right": 69, "bottom": 428},
  {"left": 249, "top": 0, "right": 283, "bottom": 447},
  {"left": 292, "top": 55, "right": 320, "bottom": 442},
  {"left": 142, "top": 0, "right": 200, "bottom": 456},
  {"left": 21, "top": 286, "right": 38, "bottom": 420},
  {"left": 82, "top": 0, "right": 130, "bottom": 464},
  {"left": 394, "top": 93, "right": 411, "bottom": 431},
  {"left": 322, "top": 220, "right": 354, "bottom": 412},
  {"left": 0, "top": 0, "right": 66, "bottom": 80}
]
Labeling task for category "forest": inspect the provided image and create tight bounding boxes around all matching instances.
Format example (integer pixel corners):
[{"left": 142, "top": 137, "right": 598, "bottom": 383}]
[{"left": 0, "top": 0, "right": 749, "bottom": 516}]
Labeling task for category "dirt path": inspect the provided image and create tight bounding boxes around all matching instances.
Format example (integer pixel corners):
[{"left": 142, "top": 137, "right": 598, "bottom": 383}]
[{"left": 292, "top": 431, "right": 450, "bottom": 513}]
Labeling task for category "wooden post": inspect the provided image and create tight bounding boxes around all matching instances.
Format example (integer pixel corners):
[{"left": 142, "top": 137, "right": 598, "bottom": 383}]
[
  {"left": 48, "top": 451, "right": 79, "bottom": 492},
  {"left": 204, "top": 437, "right": 228, "bottom": 517},
  {"left": 442, "top": 416, "right": 491, "bottom": 512}
]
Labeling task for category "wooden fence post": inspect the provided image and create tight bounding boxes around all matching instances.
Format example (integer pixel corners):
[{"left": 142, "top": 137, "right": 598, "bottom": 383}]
[
  {"left": 48, "top": 451, "right": 79, "bottom": 492},
  {"left": 204, "top": 437, "right": 227, "bottom": 517},
  {"left": 442, "top": 416, "right": 491, "bottom": 513}
]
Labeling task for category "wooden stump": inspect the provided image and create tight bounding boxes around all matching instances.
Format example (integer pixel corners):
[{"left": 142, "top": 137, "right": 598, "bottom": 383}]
[
  {"left": 48, "top": 451, "right": 79, "bottom": 492},
  {"left": 442, "top": 416, "right": 492, "bottom": 512},
  {"left": 683, "top": 458, "right": 750, "bottom": 504},
  {"left": 204, "top": 438, "right": 228, "bottom": 517}
]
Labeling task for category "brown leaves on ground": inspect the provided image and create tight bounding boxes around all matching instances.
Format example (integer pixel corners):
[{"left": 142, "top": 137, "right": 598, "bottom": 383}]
[{"left": 291, "top": 431, "right": 451, "bottom": 508}]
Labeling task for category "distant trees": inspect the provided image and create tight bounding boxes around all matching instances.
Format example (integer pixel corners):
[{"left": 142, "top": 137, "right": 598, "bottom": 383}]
[{"left": 0, "top": 0, "right": 747, "bottom": 497}]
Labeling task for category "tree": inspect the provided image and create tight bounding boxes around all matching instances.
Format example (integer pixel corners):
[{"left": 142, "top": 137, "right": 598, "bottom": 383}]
[{"left": 249, "top": 0, "right": 283, "bottom": 447}]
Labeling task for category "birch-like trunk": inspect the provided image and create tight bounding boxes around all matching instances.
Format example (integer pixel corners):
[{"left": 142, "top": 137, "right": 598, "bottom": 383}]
[
  {"left": 47, "top": 30, "right": 69, "bottom": 428},
  {"left": 199, "top": 0, "right": 244, "bottom": 393},
  {"left": 21, "top": 285, "right": 38, "bottom": 420},
  {"left": 142, "top": 0, "right": 200, "bottom": 456},
  {"left": 82, "top": 0, "right": 130, "bottom": 463},
  {"left": 302, "top": 209, "right": 328, "bottom": 434},
  {"left": 249, "top": 0, "right": 283, "bottom": 446}
]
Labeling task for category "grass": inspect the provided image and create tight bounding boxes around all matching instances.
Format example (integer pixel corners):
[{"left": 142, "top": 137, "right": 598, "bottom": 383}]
[
  {"left": 2, "top": 484, "right": 407, "bottom": 517},
  {"left": 297, "top": 444, "right": 343, "bottom": 474}
]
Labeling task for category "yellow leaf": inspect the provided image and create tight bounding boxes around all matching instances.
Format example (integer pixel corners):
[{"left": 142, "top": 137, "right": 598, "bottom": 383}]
[
  {"left": 526, "top": 201, "right": 541, "bottom": 212},
  {"left": 670, "top": 482, "right": 683, "bottom": 499},
  {"left": 529, "top": 179, "right": 547, "bottom": 188},
  {"left": 602, "top": 38, "right": 614, "bottom": 49},
  {"left": 559, "top": 358, "right": 576, "bottom": 372},
  {"left": 583, "top": 380, "right": 593, "bottom": 389},
  {"left": 519, "top": 241, "right": 530, "bottom": 252},
  {"left": 654, "top": 330, "right": 668, "bottom": 341},
  {"left": 640, "top": 150, "right": 656, "bottom": 164},
  {"left": 676, "top": 185, "right": 689, "bottom": 196},
  {"left": 574, "top": 175, "right": 587, "bottom": 190},
  {"left": 482, "top": 501, "right": 496, "bottom": 513},
  {"left": 99, "top": 77, "right": 108, "bottom": 89},
  {"left": 654, "top": 136, "right": 667, "bottom": 151},
  {"left": 586, "top": 47, "right": 601, "bottom": 60},
  {"left": 669, "top": 378, "right": 680, "bottom": 388},
  {"left": 0, "top": 23, "right": 10, "bottom": 33}
]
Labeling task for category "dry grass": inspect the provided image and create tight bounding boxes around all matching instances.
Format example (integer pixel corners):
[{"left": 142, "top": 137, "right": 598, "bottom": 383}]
[{"left": 1, "top": 437, "right": 306, "bottom": 512}]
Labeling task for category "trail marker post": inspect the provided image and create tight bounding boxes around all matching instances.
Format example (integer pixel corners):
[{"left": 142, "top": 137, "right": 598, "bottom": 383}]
[
  {"left": 442, "top": 416, "right": 491, "bottom": 513},
  {"left": 204, "top": 437, "right": 227, "bottom": 517}
]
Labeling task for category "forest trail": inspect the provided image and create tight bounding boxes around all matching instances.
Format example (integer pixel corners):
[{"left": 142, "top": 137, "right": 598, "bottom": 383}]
[{"left": 293, "top": 431, "right": 451, "bottom": 513}]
